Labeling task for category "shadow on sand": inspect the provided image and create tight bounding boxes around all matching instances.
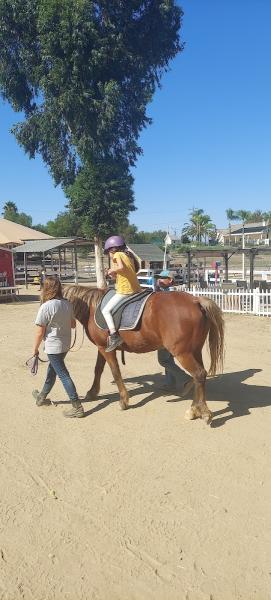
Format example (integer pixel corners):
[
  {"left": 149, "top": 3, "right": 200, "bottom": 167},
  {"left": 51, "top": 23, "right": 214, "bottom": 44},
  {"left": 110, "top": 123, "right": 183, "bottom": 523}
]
[
  {"left": 45, "top": 368, "right": 271, "bottom": 426},
  {"left": 17, "top": 293, "right": 40, "bottom": 304},
  {"left": 82, "top": 368, "right": 271, "bottom": 426}
]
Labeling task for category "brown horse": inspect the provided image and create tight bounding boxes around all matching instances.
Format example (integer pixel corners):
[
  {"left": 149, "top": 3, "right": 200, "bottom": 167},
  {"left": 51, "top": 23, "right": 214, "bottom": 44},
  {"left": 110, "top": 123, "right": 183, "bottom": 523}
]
[{"left": 64, "top": 286, "right": 224, "bottom": 424}]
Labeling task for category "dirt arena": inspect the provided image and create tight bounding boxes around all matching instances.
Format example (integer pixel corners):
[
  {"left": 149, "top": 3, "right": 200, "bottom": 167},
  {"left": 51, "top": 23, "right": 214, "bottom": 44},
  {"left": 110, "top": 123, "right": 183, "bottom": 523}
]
[{"left": 1, "top": 290, "right": 271, "bottom": 600}]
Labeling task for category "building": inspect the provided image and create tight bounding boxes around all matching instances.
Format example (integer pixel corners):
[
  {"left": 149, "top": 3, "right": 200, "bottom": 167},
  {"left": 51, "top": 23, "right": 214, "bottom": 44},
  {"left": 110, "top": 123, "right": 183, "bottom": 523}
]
[
  {"left": 164, "top": 233, "right": 182, "bottom": 247},
  {"left": 0, "top": 246, "right": 15, "bottom": 287},
  {"left": 217, "top": 221, "right": 270, "bottom": 246},
  {"left": 129, "top": 243, "right": 168, "bottom": 271},
  {"left": 13, "top": 237, "right": 91, "bottom": 285}
]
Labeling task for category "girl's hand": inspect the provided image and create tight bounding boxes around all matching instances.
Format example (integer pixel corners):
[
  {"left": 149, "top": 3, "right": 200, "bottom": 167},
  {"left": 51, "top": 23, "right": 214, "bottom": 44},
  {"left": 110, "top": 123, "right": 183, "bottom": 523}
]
[{"left": 107, "top": 268, "right": 116, "bottom": 278}]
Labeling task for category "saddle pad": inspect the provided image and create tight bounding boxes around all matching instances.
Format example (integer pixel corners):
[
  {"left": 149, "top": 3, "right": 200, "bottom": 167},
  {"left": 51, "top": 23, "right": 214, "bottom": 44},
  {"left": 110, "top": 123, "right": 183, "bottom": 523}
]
[{"left": 95, "top": 288, "right": 153, "bottom": 331}]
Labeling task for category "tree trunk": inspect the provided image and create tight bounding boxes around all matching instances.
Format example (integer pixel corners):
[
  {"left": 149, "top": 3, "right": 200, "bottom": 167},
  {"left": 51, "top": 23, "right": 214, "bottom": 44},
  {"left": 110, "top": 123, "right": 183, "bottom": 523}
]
[{"left": 94, "top": 236, "right": 106, "bottom": 288}]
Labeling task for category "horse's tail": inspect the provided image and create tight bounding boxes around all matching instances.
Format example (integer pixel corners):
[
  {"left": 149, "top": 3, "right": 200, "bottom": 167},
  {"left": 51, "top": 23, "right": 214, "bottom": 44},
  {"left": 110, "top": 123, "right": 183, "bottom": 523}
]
[{"left": 197, "top": 297, "right": 225, "bottom": 376}]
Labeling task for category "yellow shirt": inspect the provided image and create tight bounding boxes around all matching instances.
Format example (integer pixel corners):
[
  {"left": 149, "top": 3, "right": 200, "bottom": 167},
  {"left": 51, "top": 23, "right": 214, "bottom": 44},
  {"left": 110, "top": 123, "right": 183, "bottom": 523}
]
[{"left": 113, "top": 251, "right": 141, "bottom": 294}]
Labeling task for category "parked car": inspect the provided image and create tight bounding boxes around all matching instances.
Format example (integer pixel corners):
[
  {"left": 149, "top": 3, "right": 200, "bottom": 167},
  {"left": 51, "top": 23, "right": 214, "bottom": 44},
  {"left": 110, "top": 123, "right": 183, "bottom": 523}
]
[{"left": 137, "top": 269, "right": 155, "bottom": 290}]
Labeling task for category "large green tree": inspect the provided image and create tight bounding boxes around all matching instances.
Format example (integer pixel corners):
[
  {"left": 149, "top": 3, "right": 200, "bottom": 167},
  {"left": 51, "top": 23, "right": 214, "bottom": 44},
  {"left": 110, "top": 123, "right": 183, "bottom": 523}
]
[
  {"left": 0, "top": 0, "right": 182, "bottom": 285},
  {"left": 46, "top": 211, "right": 83, "bottom": 237}
]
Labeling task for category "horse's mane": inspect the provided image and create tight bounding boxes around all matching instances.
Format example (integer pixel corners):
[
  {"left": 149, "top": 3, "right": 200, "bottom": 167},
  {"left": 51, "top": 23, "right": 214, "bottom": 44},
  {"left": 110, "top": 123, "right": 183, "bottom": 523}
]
[{"left": 63, "top": 285, "right": 105, "bottom": 325}]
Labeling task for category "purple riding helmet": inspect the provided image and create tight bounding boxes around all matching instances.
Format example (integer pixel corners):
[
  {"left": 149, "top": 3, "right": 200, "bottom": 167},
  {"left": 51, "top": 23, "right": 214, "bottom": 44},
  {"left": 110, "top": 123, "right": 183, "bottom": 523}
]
[{"left": 104, "top": 235, "right": 126, "bottom": 253}]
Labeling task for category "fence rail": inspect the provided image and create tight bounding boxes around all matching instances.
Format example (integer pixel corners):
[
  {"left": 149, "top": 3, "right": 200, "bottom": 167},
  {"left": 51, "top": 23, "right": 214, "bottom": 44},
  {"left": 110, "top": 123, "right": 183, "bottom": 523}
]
[{"left": 178, "top": 286, "right": 271, "bottom": 317}]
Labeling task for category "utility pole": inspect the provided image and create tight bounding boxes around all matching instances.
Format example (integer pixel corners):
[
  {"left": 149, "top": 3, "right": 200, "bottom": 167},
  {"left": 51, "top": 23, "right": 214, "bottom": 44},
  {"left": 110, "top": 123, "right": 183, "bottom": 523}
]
[
  {"left": 242, "top": 222, "right": 245, "bottom": 280},
  {"left": 163, "top": 225, "right": 170, "bottom": 270}
]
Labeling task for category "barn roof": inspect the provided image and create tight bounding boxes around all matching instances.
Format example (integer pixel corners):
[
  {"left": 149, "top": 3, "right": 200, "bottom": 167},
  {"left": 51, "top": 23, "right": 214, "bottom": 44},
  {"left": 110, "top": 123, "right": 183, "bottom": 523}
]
[
  {"left": 13, "top": 238, "right": 91, "bottom": 254},
  {"left": 129, "top": 243, "right": 164, "bottom": 261}
]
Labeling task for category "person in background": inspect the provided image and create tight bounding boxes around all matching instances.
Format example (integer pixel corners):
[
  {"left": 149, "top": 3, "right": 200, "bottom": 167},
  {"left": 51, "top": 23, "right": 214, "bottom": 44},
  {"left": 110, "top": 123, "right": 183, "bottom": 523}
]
[
  {"left": 32, "top": 276, "right": 84, "bottom": 418},
  {"left": 155, "top": 270, "right": 175, "bottom": 292},
  {"left": 102, "top": 235, "right": 141, "bottom": 352},
  {"left": 155, "top": 270, "right": 191, "bottom": 393}
]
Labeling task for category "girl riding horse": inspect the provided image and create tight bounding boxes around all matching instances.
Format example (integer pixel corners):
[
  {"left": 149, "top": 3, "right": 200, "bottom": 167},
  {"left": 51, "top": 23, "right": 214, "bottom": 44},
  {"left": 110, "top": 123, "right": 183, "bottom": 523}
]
[{"left": 102, "top": 235, "right": 141, "bottom": 352}]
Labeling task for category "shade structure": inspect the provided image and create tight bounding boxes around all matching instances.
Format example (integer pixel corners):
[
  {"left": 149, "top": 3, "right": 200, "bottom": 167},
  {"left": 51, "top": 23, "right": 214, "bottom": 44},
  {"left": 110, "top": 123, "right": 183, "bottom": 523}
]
[
  {"left": 182, "top": 246, "right": 271, "bottom": 289},
  {"left": 0, "top": 218, "right": 51, "bottom": 246},
  {"left": 13, "top": 237, "right": 93, "bottom": 286}
]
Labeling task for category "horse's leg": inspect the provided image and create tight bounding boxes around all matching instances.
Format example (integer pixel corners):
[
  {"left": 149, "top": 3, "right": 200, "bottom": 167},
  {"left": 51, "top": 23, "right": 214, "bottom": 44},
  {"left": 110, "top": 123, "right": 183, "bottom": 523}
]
[
  {"left": 176, "top": 352, "right": 212, "bottom": 424},
  {"left": 101, "top": 349, "right": 129, "bottom": 410},
  {"left": 84, "top": 351, "right": 106, "bottom": 401}
]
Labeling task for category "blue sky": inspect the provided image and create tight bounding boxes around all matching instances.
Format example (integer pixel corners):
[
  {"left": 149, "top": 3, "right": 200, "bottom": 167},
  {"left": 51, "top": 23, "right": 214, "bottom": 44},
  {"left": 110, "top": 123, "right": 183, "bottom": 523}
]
[{"left": 1, "top": 0, "right": 271, "bottom": 234}]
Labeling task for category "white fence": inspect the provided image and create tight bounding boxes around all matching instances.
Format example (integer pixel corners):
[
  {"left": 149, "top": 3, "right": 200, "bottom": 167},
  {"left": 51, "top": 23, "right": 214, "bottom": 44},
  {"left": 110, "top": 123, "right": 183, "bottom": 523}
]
[{"left": 179, "top": 286, "right": 271, "bottom": 317}]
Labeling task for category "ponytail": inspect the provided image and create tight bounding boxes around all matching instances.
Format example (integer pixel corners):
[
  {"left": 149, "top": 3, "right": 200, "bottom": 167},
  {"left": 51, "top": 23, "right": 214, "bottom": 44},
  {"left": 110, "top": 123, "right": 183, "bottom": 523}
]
[{"left": 119, "top": 245, "right": 141, "bottom": 273}]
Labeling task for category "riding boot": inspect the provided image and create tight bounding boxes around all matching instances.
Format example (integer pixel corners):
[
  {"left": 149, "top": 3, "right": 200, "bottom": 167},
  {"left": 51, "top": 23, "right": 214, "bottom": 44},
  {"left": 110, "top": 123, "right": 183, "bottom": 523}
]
[
  {"left": 105, "top": 332, "right": 123, "bottom": 352},
  {"left": 63, "top": 400, "right": 85, "bottom": 418},
  {"left": 32, "top": 389, "right": 48, "bottom": 407}
]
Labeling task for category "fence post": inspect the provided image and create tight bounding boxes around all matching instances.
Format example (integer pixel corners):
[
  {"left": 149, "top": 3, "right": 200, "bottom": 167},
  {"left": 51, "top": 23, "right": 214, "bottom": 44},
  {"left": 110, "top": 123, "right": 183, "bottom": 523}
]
[{"left": 253, "top": 288, "right": 260, "bottom": 315}]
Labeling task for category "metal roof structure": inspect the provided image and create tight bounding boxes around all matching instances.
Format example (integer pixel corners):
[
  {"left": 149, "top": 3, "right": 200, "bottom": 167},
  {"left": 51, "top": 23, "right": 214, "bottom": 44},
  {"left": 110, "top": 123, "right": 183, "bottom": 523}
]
[
  {"left": 13, "top": 237, "right": 93, "bottom": 287},
  {"left": 129, "top": 243, "right": 164, "bottom": 261},
  {"left": 183, "top": 246, "right": 271, "bottom": 257},
  {"left": 13, "top": 237, "right": 92, "bottom": 254},
  {"left": 181, "top": 246, "right": 271, "bottom": 289}
]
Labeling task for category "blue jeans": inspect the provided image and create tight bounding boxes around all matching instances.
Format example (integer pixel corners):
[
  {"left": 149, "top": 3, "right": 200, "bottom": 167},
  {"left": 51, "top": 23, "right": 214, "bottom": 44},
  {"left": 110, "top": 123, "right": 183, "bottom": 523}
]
[
  {"left": 157, "top": 348, "right": 189, "bottom": 388},
  {"left": 41, "top": 353, "right": 78, "bottom": 402}
]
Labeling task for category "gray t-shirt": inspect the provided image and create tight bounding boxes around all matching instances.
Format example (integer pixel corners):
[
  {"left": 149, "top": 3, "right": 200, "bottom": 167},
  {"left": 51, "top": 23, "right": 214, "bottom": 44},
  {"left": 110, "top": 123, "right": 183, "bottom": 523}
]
[{"left": 35, "top": 298, "right": 74, "bottom": 354}]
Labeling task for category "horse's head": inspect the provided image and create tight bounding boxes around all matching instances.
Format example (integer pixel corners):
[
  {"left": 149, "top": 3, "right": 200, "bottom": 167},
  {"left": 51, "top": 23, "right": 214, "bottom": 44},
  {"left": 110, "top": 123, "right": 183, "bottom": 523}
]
[{"left": 63, "top": 285, "right": 105, "bottom": 326}]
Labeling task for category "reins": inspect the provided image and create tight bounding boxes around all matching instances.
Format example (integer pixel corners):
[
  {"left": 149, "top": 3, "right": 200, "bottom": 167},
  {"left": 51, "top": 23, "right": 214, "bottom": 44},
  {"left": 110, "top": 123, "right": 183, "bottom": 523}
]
[{"left": 26, "top": 324, "right": 85, "bottom": 375}]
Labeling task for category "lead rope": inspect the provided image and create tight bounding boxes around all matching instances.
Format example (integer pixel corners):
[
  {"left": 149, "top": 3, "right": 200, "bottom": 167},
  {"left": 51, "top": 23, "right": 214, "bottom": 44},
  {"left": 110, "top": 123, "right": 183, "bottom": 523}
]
[
  {"left": 69, "top": 324, "right": 85, "bottom": 353},
  {"left": 26, "top": 324, "right": 85, "bottom": 375}
]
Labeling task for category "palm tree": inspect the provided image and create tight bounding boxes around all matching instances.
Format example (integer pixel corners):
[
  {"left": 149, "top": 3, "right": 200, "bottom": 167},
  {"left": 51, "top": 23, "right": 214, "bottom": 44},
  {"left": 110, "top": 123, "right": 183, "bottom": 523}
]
[
  {"left": 2, "top": 201, "right": 18, "bottom": 221},
  {"left": 225, "top": 208, "right": 238, "bottom": 244},
  {"left": 182, "top": 208, "right": 215, "bottom": 244}
]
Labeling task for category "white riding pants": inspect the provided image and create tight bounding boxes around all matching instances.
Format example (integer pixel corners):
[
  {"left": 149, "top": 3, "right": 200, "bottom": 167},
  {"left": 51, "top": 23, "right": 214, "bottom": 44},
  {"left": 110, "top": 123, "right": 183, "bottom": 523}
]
[{"left": 101, "top": 293, "right": 131, "bottom": 334}]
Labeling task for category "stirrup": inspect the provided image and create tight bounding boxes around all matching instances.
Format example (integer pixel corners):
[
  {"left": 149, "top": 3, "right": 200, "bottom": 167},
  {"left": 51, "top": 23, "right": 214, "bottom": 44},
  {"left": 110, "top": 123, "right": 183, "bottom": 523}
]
[{"left": 105, "top": 333, "right": 123, "bottom": 352}]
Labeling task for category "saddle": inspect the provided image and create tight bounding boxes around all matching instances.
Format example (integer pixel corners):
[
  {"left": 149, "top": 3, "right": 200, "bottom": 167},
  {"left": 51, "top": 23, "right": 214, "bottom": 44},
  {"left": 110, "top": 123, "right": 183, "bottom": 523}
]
[{"left": 95, "top": 288, "right": 153, "bottom": 331}]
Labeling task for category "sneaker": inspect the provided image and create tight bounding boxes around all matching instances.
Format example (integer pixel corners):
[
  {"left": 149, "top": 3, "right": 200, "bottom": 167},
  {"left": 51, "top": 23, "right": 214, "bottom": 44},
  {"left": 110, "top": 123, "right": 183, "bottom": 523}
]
[
  {"left": 105, "top": 332, "right": 123, "bottom": 352},
  {"left": 32, "top": 389, "right": 48, "bottom": 407},
  {"left": 63, "top": 401, "right": 85, "bottom": 418}
]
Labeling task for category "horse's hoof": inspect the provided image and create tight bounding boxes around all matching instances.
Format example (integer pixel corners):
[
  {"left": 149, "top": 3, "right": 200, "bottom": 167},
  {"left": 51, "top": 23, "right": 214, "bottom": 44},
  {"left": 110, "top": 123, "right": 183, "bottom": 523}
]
[
  {"left": 202, "top": 412, "right": 212, "bottom": 425},
  {"left": 185, "top": 407, "right": 197, "bottom": 420},
  {"left": 119, "top": 400, "right": 129, "bottom": 410}
]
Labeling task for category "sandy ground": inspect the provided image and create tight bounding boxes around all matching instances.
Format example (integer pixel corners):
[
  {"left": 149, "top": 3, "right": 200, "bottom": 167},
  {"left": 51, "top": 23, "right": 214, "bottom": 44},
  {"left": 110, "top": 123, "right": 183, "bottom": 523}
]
[{"left": 1, "top": 289, "right": 271, "bottom": 600}]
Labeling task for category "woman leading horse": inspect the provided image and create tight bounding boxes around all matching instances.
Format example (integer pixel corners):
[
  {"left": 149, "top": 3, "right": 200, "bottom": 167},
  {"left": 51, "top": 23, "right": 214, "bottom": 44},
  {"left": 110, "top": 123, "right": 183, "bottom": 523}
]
[{"left": 64, "top": 239, "right": 224, "bottom": 424}]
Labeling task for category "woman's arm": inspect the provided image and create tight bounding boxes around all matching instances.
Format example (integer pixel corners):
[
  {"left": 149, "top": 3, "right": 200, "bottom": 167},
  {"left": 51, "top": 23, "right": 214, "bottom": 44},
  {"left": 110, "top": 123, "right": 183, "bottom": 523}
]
[
  {"left": 108, "top": 255, "right": 125, "bottom": 275},
  {"left": 33, "top": 325, "right": 46, "bottom": 355}
]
